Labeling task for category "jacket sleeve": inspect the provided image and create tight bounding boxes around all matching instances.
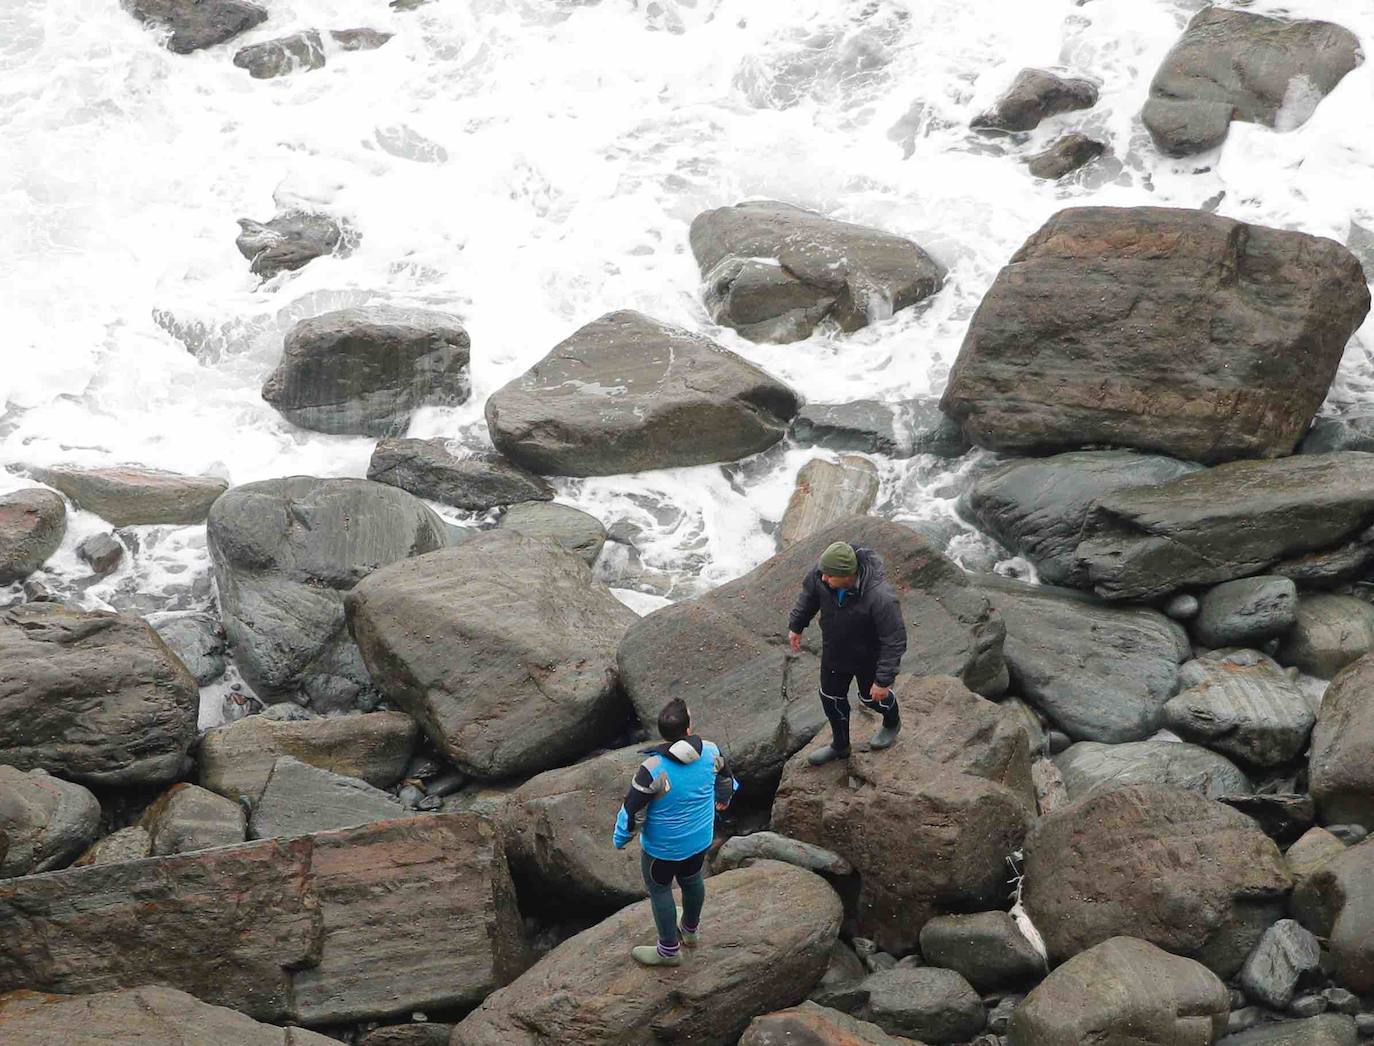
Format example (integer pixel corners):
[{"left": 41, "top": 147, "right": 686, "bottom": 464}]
[
  {"left": 871, "top": 588, "right": 908, "bottom": 687},
  {"left": 788, "top": 573, "right": 821, "bottom": 634},
  {"left": 613, "top": 758, "right": 666, "bottom": 848},
  {"left": 712, "top": 748, "right": 738, "bottom": 808}
]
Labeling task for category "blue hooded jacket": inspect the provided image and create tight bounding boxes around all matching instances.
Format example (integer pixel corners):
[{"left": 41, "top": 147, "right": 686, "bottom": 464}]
[{"left": 613, "top": 735, "right": 736, "bottom": 860}]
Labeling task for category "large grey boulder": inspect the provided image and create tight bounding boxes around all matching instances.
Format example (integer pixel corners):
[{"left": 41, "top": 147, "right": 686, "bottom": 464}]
[
  {"left": 207, "top": 477, "right": 448, "bottom": 710},
  {"left": 496, "top": 501, "right": 606, "bottom": 565},
  {"left": 791, "top": 398, "right": 968, "bottom": 459},
  {"left": 1055, "top": 739, "right": 1250, "bottom": 802},
  {"left": 1143, "top": 7, "right": 1362, "bottom": 157},
  {"left": 772, "top": 677, "right": 1034, "bottom": 952},
  {"left": 941, "top": 208, "right": 1370, "bottom": 465},
  {"left": 263, "top": 308, "right": 471, "bottom": 437},
  {"left": 485, "top": 311, "right": 798, "bottom": 475},
  {"left": 367, "top": 438, "right": 553, "bottom": 511},
  {"left": 498, "top": 745, "right": 647, "bottom": 908},
  {"left": 978, "top": 575, "right": 1184, "bottom": 743},
  {"left": 1163, "top": 650, "right": 1315, "bottom": 768},
  {"left": 0, "top": 767, "right": 100, "bottom": 878},
  {"left": 1278, "top": 595, "right": 1374, "bottom": 679},
  {"left": 972, "top": 68, "right": 1097, "bottom": 132},
  {"left": 740, "top": 1002, "right": 920, "bottom": 1046},
  {"left": 29, "top": 465, "right": 226, "bottom": 525},
  {"left": 0, "top": 603, "right": 198, "bottom": 787},
  {"left": 1292, "top": 840, "right": 1374, "bottom": 994},
  {"left": 964, "top": 450, "right": 1200, "bottom": 587},
  {"left": 1007, "top": 936, "right": 1229, "bottom": 1046},
  {"left": 1022, "top": 785, "right": 1291, "bottom": 976},
  {"left": 1240, "top": 919, "right": 1322, "bottom": 1010},
  {"left": 347, "top": 531, "right": 638, "bottom": 779},
  {"left": 1220, "top": 1016, "right": 1358, "bottom": 1046},
  {"left": 0, "top": 814, "right": 523, "bottom": 1025},
  {"left": 1076, "top": 454, "right": 1374, "bottom": 602},
  {"left": 233, "top": 28, "right": 391, "bottom": 78},
  {"left": 198, "top": 710, "right": 417, "bottom": 802},
  {"left": 0, "top": 488, "right": 65, "bottom": 583},
  {"left": 918, "top": 911, "right": 1045, "bottom": 993},
  {"left": 248, "top": 756, "right": 402, "bottom": 839},
  {"left": 853, "top": 966, "right": 985, "bottom": 1043},
  {"left": 124, "top": 0, "right": 266, "bottom": 53},
  {"left": 1193, "top": 577, "right": 1297, "bottom": 649},
  {"left": 688, "top": 201, "right": 945, "bottom": 343},
  {"left": 778, "top": 456, "right": 879, "bottom": 548},
  {"left": 0, "top": 985, "right": 341, "bottom": 1046},
  {"left": 140, "top": 783, "right": 246, "bottom": 855},
  {"left": 235, "top": 211, "right": 344, "bottom": 278},
  {"left": 620, "top": 517, "right": 1008, "bottom": 787},
  {"left": 1310, "top": 654, "right": 1374, "bottom": 826},
  {"left": 451, "top": 861, "right": 841, "bottom": 1046}
]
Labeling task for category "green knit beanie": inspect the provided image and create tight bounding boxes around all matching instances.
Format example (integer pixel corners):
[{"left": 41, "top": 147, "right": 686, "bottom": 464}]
[{"left": 819, "top": 541, "right": 858, "bottom": 576}]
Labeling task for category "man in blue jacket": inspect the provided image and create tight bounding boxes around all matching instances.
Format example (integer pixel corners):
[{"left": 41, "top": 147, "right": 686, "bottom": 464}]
[
  {"left": 613, "top": 697, "right": 736, "bottom": 967},
  {"left": 788, "top": 540, "right": 907, "bottom": 766}
]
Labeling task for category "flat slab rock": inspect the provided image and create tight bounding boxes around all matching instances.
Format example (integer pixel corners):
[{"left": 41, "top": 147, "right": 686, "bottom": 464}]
[
  {"left": 1143, "top": 7, "right": 1362, "bottom": 157},
  {"left": 485, "top": 310, "right": 799, "bottom": 475},
  {"left": 1054, "top": 739, "right": 1251, "bottom": 802},
  {"left": 1075, "top": 452, "right": 1374, "bottom": 601},
  {"left": 0, "top": 985, "right": 340, "bottom": 1046},
  {"left": 1022, "top": 784, "right": 1291, "bottom": 977},
  {"left": 29, "top": 465, "right": 226, "bottom": 526},
  {"left": 367, "top": 438, "right": 553, "bottom": 511},
  {"left": 248, "top": 755, "right": 403, "bottom": 840},
  {"left": 689, "top": 201, "right": 945, "bottom": 343},
  {"left": 451, "top": 861, "right": 841, "bottom": 1046},
  {"left": 0, "top": 603, "right": 198, "bottom": 787},
  {"left": 941, "top": 207, "right": 1369, "bottom": 465},
  {"left": 618, "top": 516, "right": 1007, "bottom": 787},
  {"left": 0, "top": 814, "right": 522, "bottom": 1026}
]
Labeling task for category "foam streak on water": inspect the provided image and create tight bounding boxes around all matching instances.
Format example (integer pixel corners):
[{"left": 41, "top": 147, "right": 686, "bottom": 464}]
[{"left": 2, "top": 0, "right": 1373, "bottom": 611}]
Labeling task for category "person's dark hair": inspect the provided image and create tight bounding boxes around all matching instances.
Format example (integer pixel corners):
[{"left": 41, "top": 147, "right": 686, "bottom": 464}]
[{"left": 658, "top": 697, "right": 690, "bottom": 742}]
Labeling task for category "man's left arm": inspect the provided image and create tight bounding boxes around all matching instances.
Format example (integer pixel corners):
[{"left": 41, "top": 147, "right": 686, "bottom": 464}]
[{"left": 872, "top": 592, "right": 908, "bottom": 690}]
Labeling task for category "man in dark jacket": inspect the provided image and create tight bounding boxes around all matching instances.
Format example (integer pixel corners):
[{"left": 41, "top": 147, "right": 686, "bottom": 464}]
[{"left": 788, "top": 540, "right": 907, "bottom": 765}]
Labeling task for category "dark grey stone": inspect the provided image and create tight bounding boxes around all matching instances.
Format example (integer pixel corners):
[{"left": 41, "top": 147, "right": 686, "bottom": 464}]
[
  {"left": 1055, "top": 739, "right": 1250, "bottom": 801},
  {"left": 1323, "top": 989, "right": 1360, "bottom": 1016},
  {"left": 1194, "top": 576, "right": 1298, "bottom": 649},
  {"left": 235, "top": 211, "right": 344, "bottom": 278},
  {"left": 233, "top": 27, "right": 391, "bottom": 78},
  {"left": 1241, "top": 919, "right": 1322, "bottom": 1009},
  {"left": 485, "top": 310, "right": 798, "bottom": 475},
  {"left": 1026, "top": 132, "right": 1106, "bottom": 179},
  {"left": 942, "top": 209, "right": 1370, "bottom": 466},
  {"left": 1279, "top": 595, "right": 1374, "bottom": 679},
  {"left": 248, "top": 756, "right": 402, "bottom": 840},
  {"left": 1219, "top": 794, "right": 1315, "bottom": 847},
  {"left": 497, "top": 501, "right": 606, "bottom": 565},
  {"left": 0, "top": 767, "right": 100, "bottom": 878},
  {"left": 151, "top": 612, "right": 226, "bottom": 686},
  {"left": 715, "top": 831, "right": 853, "bottom": 878},
  {"left": 1166, "top": 593, "right": 1200, "bottom": 620},
  {"left": 856, "top": 966, "right": 985, "bottom": 1043},
  {"left": 978, "top": 575, "right": 1182, "bottom": 743},
  {"left": 972, "top": 69, "right": 1098, "bottom": 132},
  {"left": 367, "top": 438, "right": 552, "bottom": 511},
  {"left": 1301, "top": 415, "right": 1374, "bottom": 455},
  {"left": 789, "top": 399, "right": 968, "bottom": 458},
  {"left": 689, "top": 201, "right": 945, "bottom": 343},
  {"left": 125, "top": 0, "right": 266, "bottom": 53},
  {"left": 1291, "top": 997, "right": 1331, "bottom": 1019},
  {"left": 964, "top": 450, "right": 1200, "bottom": 588},
  {"left": 263, "top": 307, "right": 470, "bottom": 437},
  {"left": 1143, "top": 7, "right": 1362, "bottom": 157},
  {"left": 0, "top": 488, "right": 65, "bottom": 584},
  {"left": 917, "top": 912, "right": 1045, "bottom": 993},
  {"left": 77, "top": 533, "right": 123, "bottom": 576}
]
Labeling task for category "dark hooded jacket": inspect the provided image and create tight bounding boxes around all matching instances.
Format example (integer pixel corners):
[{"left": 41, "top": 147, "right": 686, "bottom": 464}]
[{"left": 788, "top": 546, "right": 907, "bottom": 685}]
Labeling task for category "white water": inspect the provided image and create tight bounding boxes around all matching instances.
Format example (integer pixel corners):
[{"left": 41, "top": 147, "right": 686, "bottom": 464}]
[{"left": 3, "top": 0, "right": 1373, "bottom": 615}]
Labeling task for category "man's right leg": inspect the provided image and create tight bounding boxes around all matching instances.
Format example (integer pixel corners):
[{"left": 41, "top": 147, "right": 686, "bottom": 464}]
[
  {"left": 632, "top": 850, "right": 683, "bottom": 967},
  {"left": 808, "top": 666, "right": 853, "bottom": 766}
]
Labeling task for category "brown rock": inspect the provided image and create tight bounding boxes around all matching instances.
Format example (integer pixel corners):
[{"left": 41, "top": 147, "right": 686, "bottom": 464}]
[
  {"left": 28, "top": 466, "right": 227, "bottom": 526},
  {"left": 0, "top": 814, "right": 522, "bottom": 1025},
  {"left": 1292, "top": 840, "right": 1374, "bottom": 994},
  {"left": 72, "top": 825, "right": 151, "bottom": 867},
  {"left": 0, "top": 488, "right": 65, "bottom": 584},
  {"left": 740, "top": 1001, "right": 924, "bottom": 1045},
  {"left": 452, "top": 861, "right": 841, "bottom": 1046},
  {"left": 140, "top": 783, "right": 246, "bottom": 855},
  {"left": 1285, "top": 827, "right": 1346, "bottom": 891},
  {"left": 198, "top": 710, "right": 417, "bottom": 802},
  {"left": 1309, "top": 653, "right": 1374, "bottom": 824},
  {"left": 772, "top": 678, "right": 1034, "bottom": 952},
  {"left": 1022, "top": 785, "right": 1291, "bottom": 976},
  {"left": 0, "top": 603, "right": 198, "bottom": 787},
  {"left": 361, "top": 1024, "right": 454, "bottom": 1046},
  {"left": 619, "top": 517, "right": 1007, "bottom": 787},
  {"left": 0, "top": 985, "right": 340, "bottom": 1045},
  {"left": 941, "top": 207, "right": 1370, "bottom": 464},
  {"left": 0, "top": 767, "right": 101, "bottom": 878},
  {"left": 1026, "top": 132, "right": 1106, "bottom": 180}
]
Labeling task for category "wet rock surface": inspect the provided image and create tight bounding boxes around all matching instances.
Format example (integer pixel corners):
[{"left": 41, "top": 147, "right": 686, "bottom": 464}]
[
  {"left": 0, "top": 767, "right": 100, "bottom": 879},
  {"left": 1309, "top": 654, "right": 1374, "bottom": 825},
  {"left": 367, "top": 438, "right": 553, "bottom": 510},
  {"left": 125, "top": 0, "right": 267, "bottom": 53},
  {"left": 0, "top": 488, "right": 65, "bottom": 584},
  {"left": 1055, "top": 739, "right": 1250, "bottom": 801},
  {"left": 235, "top": 211, "right": 345, "bottom": 278},
  {"left": 972, "top": 68, "right": 1098, "bottom": 132}
]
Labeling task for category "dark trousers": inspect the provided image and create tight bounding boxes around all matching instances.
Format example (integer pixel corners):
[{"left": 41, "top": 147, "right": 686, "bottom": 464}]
[
  {"left": 819, "top": 663, "right": 900, "bottom": 752},
  {"left": 641, "top": 849, "right": 706, "bottom": 950}
]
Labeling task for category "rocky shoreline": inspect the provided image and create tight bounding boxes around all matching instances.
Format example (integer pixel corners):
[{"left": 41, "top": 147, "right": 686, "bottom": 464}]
[{"left": 4, "top": 1, "right": 1374, "bottom": 1045}]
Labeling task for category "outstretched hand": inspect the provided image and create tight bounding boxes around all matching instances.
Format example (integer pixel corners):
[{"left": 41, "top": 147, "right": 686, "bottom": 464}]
[{"left": 788, "top": 630, "right": 802, "bottom": 654}]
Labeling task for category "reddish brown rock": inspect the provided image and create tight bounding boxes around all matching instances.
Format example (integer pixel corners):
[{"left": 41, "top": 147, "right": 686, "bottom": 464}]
[
  {"left": 451, "top": 861, "right": 840, "bottom": 1046},
  {"left": 1022, "top": 785, "right": 1291, "bottom": 976}
]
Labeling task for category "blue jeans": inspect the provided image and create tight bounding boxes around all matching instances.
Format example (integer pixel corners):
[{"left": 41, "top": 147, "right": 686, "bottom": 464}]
[{"left": 641, "top": 848, "right": 706, "bottom": 948}]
